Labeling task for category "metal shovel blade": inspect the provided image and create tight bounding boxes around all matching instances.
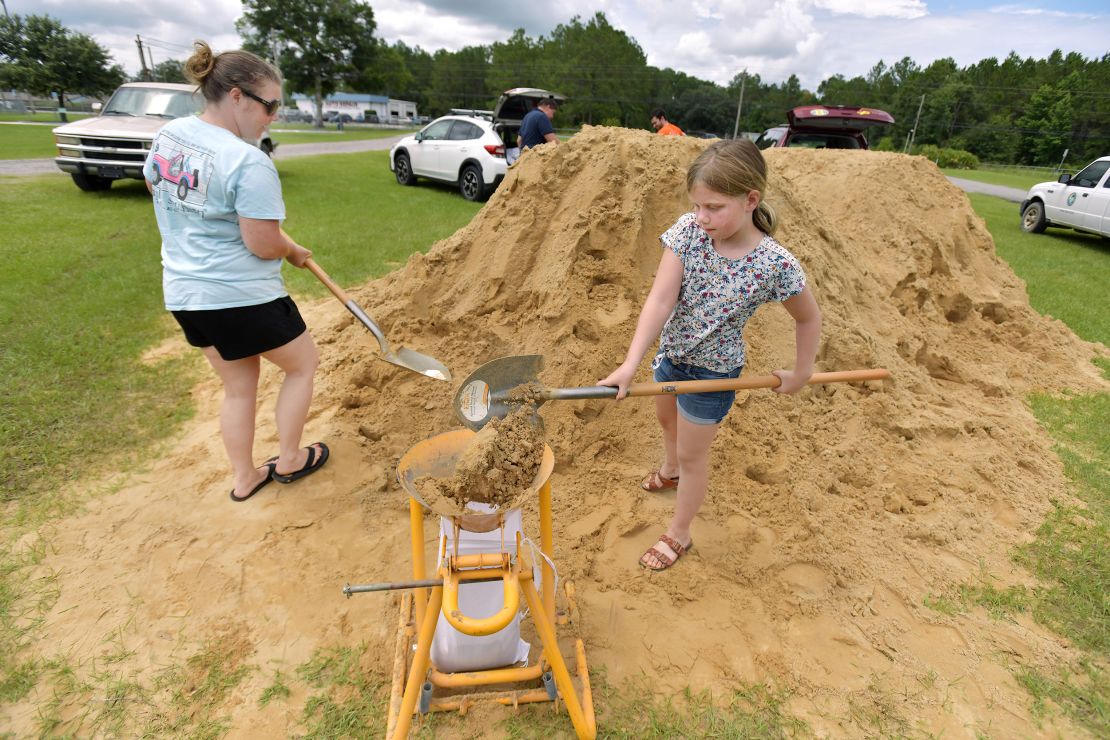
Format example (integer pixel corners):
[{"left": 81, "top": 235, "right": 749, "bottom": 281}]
[
  {"left": 346, "top": 300, "right": 452, "bottom": 381},
  {"left": 304, "top": 258, "right": 451, "bottom": 381},
  {"left": 454, "top": 354, "right": 544, "bottom": 430}
]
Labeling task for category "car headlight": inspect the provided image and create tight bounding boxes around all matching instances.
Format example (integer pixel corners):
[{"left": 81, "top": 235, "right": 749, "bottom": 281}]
[
  {"left": 58, "top": 148, "right": 81, "bottom": 157},
  {"left": 55, "top": 135, "right": 80, "bottom": 145}
]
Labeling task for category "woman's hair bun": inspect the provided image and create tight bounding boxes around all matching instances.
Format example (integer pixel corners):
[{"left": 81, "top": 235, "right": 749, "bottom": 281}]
[{"left": 184, "top": 41, "right": 216, "bottom": 85}]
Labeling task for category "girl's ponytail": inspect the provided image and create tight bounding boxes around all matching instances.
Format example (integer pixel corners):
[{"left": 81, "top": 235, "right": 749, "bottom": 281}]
[
  {"left": 753, "top": 200, "right": 777, "bottom": 236},
  {"left": 687, "top": 138, "right": 778, "bottom": 235}
]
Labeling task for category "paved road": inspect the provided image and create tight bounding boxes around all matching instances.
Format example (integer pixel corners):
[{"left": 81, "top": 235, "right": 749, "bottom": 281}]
[
  {"left": 945, "top": 176, "right": 1026, "bottom": 203},
  {"left": 0, "top": 135, "right": 406, "bottom": 177}
]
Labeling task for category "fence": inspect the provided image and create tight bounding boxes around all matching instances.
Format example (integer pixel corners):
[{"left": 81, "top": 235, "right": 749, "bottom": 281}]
[{"left": 1, "top": 92, "right": 99, "bottom": 115}]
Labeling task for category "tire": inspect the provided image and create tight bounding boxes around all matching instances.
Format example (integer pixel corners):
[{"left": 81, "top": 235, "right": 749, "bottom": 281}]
[
  {"left": 394, "top": 153, "right": 416, "bottom": 185},
  {"left": 71, "top": 172, "right": 112, "bottom": 192},
  {"left": 1020, "top": 200, "right": 1047, "bottom": 233},
  {"left": 458, "top": 164, "right": 487, "bottom": 202},
  {"left": 151, "top": 164, "right": 163, "bottom": 185},
  {"left": 176, "top": 178, "right": 189, "bottom": 200}
]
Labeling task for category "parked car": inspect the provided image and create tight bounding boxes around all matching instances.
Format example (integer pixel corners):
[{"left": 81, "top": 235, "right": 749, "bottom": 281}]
[
  {"left": 755, "top": 105, "right": 894, "bottom": 150},
  {"left": 1020, "top": 156, "right": 1110, "bottom": 237},
  {"left": 389, "top": 114, "right": 508, "bottom": 201},
  {"left": 52, "top": 82, "right": 276, "bottom": 192},
  {"left": 388, "top": 89, "right": 567, "bottom": 202}
]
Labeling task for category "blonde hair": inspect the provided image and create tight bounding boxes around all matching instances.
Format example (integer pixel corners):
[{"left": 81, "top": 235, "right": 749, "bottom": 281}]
[
  {"left": 184, "top": 41, "right": 280, "bottom": 103},
  {"left": 686, "top": 139, "right": 778, "bottom": 235}
]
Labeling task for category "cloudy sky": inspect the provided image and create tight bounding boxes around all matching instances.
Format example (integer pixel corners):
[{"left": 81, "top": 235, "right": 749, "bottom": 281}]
[{"left": 7, "top": 0, "right": 1107, "bottom": 90}]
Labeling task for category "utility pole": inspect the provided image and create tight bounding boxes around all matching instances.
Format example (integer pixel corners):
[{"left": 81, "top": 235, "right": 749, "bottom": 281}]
[
  {"left": 147, "top": 46, "right": 155, "bottom": 79},
  {"left": 732, "top": 71, "right": 746, "bottom": 139},
  {"left": 904, "top": 93, "right": 925, "bottom": 153},
  {"left": 135, "top": 35, "right": 151, "bottom": 81},
  {"left": 270, "top": 32, "right": 284, "bottom": 111},
  {"left": 1, "top": 0, "right": 11, "bottom": 19}
]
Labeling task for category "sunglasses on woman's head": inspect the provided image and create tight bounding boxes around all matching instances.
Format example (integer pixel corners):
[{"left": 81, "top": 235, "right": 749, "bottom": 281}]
[{"left": 241, "top": 88, "right": 280, "bottom": 116}]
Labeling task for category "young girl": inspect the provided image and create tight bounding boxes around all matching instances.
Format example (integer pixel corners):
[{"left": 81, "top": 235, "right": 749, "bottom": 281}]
[{"left": 599, "top": 139, "right": 821, "bottom": 571}]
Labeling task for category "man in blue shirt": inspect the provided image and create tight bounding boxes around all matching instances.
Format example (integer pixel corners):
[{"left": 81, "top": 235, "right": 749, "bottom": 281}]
[{"left": 517, "top": 97, "right": 559, "bottom": 151}]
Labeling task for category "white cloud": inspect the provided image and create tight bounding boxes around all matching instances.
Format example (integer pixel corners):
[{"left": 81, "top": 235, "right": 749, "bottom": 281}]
[{"left": 813, "top": 0, "right": 928, "bottom": 19}]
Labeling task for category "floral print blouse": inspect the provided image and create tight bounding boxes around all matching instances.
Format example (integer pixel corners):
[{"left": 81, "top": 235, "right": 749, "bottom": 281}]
[{"left": 657, "top": 212, "right": 807, "bottom": 372}]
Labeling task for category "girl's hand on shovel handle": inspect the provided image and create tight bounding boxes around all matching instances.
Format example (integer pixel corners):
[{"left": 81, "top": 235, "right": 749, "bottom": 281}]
[
  {"left": 598, "top": 361, "right": 638, "bottom": 400},
  {"left": 771, "top": 368, "right": 812, "bottom": 394}
]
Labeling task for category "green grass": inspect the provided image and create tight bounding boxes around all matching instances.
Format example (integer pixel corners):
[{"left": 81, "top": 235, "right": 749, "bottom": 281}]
[
  {"left": 0, "top": 122, "right": 61, "bottom": 159},
  {"left": 0, "top": 112, "right": 92, "bottom": 124},
  {"left": 955, "top": 195, "right": 1109, "bottom": 736},
  {"left": 967, "top": 193, "right": 1109, "bottom": 345},
  {"left": 0, "top": 120, "right": 412, "bottom": 160},
  {"left": 0, "top": 151, "right": 479, "bottom": 505},
  {"left": 273, "top": 129, "right": 411, "bottom": 145},
  {"left": 942, "top": 166, "right": 1058, "bottom": 192}
]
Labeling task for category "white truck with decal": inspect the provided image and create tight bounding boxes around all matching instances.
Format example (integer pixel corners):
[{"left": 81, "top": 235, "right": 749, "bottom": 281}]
[
  {"left": 1020, "top": 156, "right": 1110, "bottom": 237},
  {"left": 53, "top": 81, "right": 275, "bottom": 192}
]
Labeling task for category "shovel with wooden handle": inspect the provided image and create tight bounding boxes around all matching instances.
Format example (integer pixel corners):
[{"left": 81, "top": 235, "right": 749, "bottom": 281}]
[
  {"left": 305, "top": 258, "right": 451, "bottom": 381},
  {"left": 454, "top": 354, "right": 889, "bottom": 430}
]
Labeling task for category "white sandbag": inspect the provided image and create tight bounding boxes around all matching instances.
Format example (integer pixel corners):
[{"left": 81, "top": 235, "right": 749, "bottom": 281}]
[{"left": 430, "top": 504, "right": 531, "bottom": 673}]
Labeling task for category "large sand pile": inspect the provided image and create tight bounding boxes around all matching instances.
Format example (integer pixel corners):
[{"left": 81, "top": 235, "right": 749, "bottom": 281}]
[{"left": 7, "top": 127, "right": 1106, "bottom": 737}]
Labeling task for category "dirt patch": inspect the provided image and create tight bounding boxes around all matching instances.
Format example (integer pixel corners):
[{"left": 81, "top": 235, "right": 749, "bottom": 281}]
[{"left": 8, "top": 126, "right": 1107, "bottom": 737}]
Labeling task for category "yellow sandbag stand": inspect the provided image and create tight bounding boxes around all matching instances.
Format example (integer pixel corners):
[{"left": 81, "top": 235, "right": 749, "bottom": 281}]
[{"left": 387, "top": 429, "right": 595, "bottom": 739}]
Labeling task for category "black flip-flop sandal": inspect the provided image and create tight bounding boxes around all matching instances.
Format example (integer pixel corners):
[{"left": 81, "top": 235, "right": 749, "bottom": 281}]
[
  {"left": 271, "top": 442, "right": 330, "bottom": 484},
  {"left": 230, "top": 461, "right": 277, "bottom": 502}
]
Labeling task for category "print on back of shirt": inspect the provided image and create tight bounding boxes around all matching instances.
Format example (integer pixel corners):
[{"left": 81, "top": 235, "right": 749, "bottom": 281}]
[{"left": 149, "top": 131, "right": 214, "bottom": 213}]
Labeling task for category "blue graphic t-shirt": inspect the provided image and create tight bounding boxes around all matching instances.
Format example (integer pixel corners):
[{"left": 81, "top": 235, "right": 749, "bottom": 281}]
[
  {"left": 143, "top": 116, "right": 287, "bottom": 311},
  {"left": 658, "top": 212, "right": 807, "bottom": 372}
]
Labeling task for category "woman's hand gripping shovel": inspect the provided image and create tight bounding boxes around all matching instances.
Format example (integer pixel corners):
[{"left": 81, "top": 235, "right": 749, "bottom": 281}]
[
  {"left": 454, "top": 354, "right": 890, "bottom": 430},
  {"left": 305, "top": 258, "right": 451, "bottom": 382}
]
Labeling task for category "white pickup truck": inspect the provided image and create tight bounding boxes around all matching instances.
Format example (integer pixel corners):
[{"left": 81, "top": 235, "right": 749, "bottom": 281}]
[
  {"left": 53, "top": 81, "right": 276, "bottom": 192},
  {"left": 1020, "top": 156, "right": 1110, "bottom": 237}
]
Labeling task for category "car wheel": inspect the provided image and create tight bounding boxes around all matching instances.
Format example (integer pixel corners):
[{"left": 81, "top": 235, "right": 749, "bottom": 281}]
[
  {"left": 151, "top": 164, "right": 163, "bottom": 185},
  {"left": 71, "top": 172, "right": 112, "bottom": 192},
  {"left": 394, "top": 153, "right": 416, "bottom": 185},
  {"left": 459, "top": 164, "right": 487, "bottom": 202},
  {"left": 1021, "top": 200, "right": 1047, "bottom": 233},
  {"left": 177, "top": 179, "right": 189, "bottom": 200}
]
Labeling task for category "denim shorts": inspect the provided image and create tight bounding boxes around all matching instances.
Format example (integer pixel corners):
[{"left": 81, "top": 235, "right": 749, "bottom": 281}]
[{"left": 652, "top": 355, "right": 742, "bottom": 425}]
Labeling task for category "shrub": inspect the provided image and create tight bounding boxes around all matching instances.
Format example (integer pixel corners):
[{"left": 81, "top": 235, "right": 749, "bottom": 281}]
[{"left": 916, "top": 144, "right": 980, "bottom": 169}]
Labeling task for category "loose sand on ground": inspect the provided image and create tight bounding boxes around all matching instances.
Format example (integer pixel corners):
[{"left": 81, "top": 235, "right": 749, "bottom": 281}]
[{"left": 6, "top": 127, "right": 1107, "bottom": 737}]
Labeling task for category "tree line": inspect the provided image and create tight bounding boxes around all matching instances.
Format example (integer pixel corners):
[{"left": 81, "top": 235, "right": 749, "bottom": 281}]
[{"left": 4, "top": 5, "right": 1108, "bottom": 167}]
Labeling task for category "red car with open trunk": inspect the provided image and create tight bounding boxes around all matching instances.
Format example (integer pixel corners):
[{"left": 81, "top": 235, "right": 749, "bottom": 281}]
[{"left": 756, "top": 105, "right": 895, "bottom": 150}]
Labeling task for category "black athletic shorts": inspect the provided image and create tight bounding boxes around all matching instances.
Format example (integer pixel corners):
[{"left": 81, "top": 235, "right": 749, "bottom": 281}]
[{"left": 172, "top": 295, "right": 307, "bottom": 361}]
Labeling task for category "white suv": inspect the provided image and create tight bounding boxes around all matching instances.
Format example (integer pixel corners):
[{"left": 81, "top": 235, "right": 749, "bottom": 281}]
[
  {"left": 1020, "top": 156, "right": 1110, "bottom": 237},
  {"left": 389, "top": 115, "right": 506, "bottom": 201}
]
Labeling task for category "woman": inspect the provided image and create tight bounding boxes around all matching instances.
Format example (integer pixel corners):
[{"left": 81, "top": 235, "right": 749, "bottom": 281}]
[{"left": 144, "top": 41, "right": 328, "bottom": 502}]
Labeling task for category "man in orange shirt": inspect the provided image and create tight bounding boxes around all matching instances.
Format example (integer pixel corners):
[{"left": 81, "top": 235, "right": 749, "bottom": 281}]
[{"left": 651, "top": 109, "right": 685, "bottom": 136}]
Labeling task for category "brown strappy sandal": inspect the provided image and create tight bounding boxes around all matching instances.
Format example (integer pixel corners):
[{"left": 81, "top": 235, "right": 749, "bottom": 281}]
[
  {"left": 641, "top": 469, "right": 679, "bottom": 492},
  {"left": 639, "top": 533, "right": 693, "bottom": 571}
]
